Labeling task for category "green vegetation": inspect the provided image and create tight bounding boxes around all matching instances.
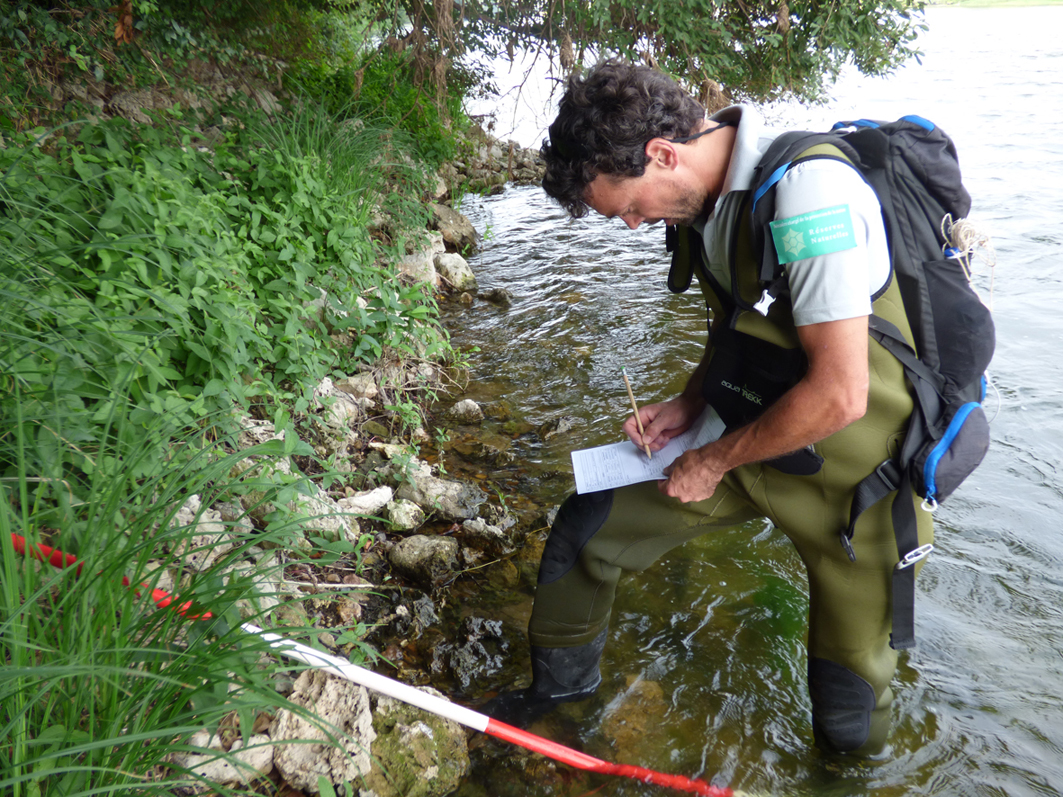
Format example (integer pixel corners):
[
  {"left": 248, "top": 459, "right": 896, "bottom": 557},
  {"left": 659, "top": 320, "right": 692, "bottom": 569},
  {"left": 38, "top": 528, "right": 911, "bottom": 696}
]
[
  {"left": 1, "top": 406, "right": 324, "bottom": 796},
  {"left": 374, "top": 0, "right": 930, "bottom": 105},
  {"left": 0, "top": 3, "right": 464, "bottom": 795}
]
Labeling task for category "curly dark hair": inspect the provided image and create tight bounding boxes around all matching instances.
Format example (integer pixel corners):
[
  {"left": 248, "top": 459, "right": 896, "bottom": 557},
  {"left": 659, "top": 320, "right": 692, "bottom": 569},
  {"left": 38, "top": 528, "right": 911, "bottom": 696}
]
[{"left": 541, "top": 60, "right": 706, "bottom": 218}]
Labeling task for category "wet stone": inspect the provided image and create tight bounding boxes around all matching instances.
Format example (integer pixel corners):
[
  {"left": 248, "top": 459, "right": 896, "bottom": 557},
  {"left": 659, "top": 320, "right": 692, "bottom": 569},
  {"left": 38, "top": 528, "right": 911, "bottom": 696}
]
[
  {"left": 429, "top": 616, "right": 508, "bottom": 691},
  {"left": 482, "top": 558, "right": 521, "bottom": 591},
  {"left": 447, "top": 398, "right": 485, "bottom": 424},
  {"left": 459, "top": 518, "right": 516, "bottom": 558},
  {"left": 477, "top": 501, "right": 517, "bottom": 530},
  {"left": 478, "top": 287, "right": 513, "bottom": 308},
  {"left": 435, "top": 252, "right": 478, "bottom": 292},
  {"left": 388, "top": 535, "right": 460, "bottom": 589},
  {"left": 501, "top": 419, "right": 535, "bottom": 436},
  {"left": 397, "top": 593, "right": 441, "bottom": 637},
  {"left": 360, "top": 691, "right": 470, "bottom": 797},
  {"left": 538, "top": 415, "right": 579, "bottom": 441},
  {"left": 601, "top": 676, "right": 669, "bottom": 764},
  {"left": 472, "top": 441, "right": 515, "bottom": 467}
]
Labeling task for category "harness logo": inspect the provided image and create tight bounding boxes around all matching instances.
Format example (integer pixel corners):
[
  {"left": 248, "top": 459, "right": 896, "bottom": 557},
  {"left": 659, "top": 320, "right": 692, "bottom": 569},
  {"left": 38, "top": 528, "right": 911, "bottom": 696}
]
[
  {"left": 720, "top": 380, "right": 763, "bottom": 405},
  {"left": 769, "top": 203, "right": 857, "bottom": 265}
]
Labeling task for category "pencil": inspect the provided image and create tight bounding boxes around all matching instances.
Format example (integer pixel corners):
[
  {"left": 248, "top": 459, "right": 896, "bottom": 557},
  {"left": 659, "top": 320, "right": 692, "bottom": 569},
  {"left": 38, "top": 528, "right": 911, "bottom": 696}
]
[{"left": 621, "top": 367, "right": 652, "bottom": 459}]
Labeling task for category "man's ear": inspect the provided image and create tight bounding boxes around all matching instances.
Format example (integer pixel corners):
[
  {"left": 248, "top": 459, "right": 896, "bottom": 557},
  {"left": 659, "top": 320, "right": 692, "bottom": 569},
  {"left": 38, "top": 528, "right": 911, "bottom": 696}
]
[{"left": 644, "top": 138, "right": 680, "bottom": 169}]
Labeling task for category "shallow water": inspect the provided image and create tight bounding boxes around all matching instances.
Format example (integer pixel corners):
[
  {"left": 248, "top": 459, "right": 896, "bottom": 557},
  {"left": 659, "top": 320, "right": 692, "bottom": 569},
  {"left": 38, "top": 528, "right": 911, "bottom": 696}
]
[{"left": 442, "top": 7, "right": 1063, "bottom": 795}]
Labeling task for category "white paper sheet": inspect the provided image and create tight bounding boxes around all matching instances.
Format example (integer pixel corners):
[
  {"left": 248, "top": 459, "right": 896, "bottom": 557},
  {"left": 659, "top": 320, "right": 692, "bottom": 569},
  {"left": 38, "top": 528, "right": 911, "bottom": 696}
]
[{"left": 571, "top": 407, "right": 726, "bottom": 494}]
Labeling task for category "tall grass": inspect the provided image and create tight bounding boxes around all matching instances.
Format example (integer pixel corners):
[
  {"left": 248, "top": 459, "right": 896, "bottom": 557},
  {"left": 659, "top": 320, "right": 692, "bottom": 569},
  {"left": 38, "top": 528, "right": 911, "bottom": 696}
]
[
  {"left": 0, "top": 102, "right": 443, "bottom": 794},
  {"left": 0, "top": 406, "right": 304, "bottom": 796},
  {"left": 0, "top": 208, "right": 309, "bottom": 795}
]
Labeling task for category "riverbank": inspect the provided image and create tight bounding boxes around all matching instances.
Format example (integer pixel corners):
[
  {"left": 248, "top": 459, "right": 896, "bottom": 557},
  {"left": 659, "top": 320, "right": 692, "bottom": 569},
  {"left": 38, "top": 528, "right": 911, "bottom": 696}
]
[{"left": 0, "top": 4, "right": 553, "bottom": 792}]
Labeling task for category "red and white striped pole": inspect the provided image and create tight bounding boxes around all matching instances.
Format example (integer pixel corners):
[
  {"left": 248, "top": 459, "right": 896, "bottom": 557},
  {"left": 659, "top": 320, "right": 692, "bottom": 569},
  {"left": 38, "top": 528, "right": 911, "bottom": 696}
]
[
  {"left": 9, "top": 532, "right": 738, "bottom": 796},
  {"left": 242, "top": 621, "right": 735, "bottom": 796}
]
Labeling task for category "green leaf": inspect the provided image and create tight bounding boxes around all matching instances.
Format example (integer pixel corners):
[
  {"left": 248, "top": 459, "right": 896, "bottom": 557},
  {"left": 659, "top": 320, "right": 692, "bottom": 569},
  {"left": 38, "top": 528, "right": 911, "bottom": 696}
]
[{"left": 202, "top": 379, "right": 227, "bottom": 397}]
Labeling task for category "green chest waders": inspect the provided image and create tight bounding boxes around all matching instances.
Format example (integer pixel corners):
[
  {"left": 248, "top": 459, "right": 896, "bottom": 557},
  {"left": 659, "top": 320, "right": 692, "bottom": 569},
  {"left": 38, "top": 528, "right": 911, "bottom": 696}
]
[{"left": 522, "top": 196, "right": 933, "bottom": 757}]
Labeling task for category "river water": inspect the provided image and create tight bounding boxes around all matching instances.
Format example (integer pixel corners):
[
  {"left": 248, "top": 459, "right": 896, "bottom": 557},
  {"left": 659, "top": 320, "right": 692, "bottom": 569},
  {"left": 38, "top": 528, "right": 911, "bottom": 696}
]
[{"left": 443, "top": 7, "right": 1063, "bottom": 796}]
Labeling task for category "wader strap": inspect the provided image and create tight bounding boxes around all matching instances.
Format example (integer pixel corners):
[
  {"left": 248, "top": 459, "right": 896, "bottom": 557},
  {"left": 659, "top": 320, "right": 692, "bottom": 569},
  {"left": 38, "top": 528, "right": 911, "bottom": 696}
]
[
  {"left": 844, "top": 463, "right": 925, "bottom": 649},
  {"left": 841, "top": 459, "right": 901, "bottom": 561},
  {"left": 889, "top": 469, "right": 929, "bottom": 650}
]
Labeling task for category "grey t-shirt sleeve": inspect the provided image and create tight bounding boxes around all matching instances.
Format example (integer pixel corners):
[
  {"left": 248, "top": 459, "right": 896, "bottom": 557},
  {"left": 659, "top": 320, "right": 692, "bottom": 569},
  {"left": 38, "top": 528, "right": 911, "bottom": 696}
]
[{"left": 774, "top": 159, "right": 891, "bottom": 326}]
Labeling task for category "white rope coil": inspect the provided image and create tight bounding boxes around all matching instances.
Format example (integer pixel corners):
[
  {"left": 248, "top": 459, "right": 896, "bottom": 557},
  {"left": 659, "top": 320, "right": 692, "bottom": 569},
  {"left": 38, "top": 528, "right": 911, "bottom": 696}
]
[{"left": 942, "top": 214, "right": 996, "bottom": 309}]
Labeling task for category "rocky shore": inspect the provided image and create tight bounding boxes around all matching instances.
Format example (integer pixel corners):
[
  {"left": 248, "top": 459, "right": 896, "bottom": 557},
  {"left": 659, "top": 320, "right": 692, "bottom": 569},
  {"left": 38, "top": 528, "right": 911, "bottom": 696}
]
[
  {"left": 151, "top": 136, "right": 561, "bottom": 795},
  {"left": 42, "top": 57, "right": 561, "bottom": 795}
]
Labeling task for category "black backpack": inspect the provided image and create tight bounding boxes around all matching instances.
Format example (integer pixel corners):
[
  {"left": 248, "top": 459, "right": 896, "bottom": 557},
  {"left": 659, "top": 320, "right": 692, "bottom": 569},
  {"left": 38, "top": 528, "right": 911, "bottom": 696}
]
[{"left": 674, "top": 116, "right": 996, "bottom": 649}]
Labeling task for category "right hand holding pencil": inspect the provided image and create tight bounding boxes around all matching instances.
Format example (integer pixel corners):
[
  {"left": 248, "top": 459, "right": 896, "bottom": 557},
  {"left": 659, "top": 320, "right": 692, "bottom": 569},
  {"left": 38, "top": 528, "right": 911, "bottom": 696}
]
[{"left": 622, "top": 396, "right": 703, "bottom": 454}]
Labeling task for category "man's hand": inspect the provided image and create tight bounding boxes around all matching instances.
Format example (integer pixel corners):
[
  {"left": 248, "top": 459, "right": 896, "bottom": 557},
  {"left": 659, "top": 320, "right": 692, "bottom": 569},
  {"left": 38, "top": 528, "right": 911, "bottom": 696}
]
[
  {"left": 659, "top": 445, "right": 727, "bottom": 502},
  {"left": 623, "top": 394, "right": 705, "bottom": 452},
  {"left": 655, "top": 315, "right": 871, "bottom": 504}
]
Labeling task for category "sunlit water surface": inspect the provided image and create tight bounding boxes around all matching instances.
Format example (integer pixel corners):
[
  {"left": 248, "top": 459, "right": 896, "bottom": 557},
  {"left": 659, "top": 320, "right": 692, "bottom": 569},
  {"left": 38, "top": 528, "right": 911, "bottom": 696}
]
[{"left": 442, "top": 7, "right": 1063, "bottom": 795}]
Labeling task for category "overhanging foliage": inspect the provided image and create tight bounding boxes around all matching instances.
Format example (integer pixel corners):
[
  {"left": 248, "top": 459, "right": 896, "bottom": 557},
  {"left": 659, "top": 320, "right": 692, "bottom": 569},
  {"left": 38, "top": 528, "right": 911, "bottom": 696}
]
[{"left": 381, "top": 0, "right": 927, "bottom": 104}]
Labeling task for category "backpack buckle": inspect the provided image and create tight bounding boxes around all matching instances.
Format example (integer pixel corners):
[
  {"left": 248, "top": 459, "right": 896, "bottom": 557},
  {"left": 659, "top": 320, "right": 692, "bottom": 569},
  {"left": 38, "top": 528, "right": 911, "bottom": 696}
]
[
  {"left": 839, "top": 532, "right": 857, "bottom": 562},
  {"left": 874, "top": 460, "right": 899, "bottom": 492},
  {"left": 896, "top": 543, "right": 935, "bottom": 571},
  {"left": 753, "top": 289, "right": 776, "bottom": 316}
]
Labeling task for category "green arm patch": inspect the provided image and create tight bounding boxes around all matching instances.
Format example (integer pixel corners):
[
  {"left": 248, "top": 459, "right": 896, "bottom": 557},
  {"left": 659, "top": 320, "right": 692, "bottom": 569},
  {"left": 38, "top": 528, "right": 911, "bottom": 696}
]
[{"left": 769, "top": 204, "right": 857, "bottom": 264}]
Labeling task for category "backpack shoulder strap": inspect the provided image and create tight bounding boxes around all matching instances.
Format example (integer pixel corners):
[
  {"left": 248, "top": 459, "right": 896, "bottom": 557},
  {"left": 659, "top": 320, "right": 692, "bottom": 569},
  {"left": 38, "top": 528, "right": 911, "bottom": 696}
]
[{"left": 748, "top": 132, "right": 867, "bottom": 310}]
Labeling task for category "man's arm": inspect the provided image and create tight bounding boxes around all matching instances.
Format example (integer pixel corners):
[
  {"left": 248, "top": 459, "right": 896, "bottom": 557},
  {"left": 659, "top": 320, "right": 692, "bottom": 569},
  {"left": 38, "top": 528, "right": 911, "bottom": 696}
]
[{"left": 658, "top": 314, "right": 870, "bottom": 503}]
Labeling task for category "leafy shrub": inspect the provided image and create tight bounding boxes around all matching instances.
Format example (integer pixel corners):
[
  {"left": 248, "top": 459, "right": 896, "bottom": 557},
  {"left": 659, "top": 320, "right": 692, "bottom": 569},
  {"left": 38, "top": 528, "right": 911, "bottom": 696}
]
[
  {"left": 288, "top": 47, "right": 469, "bottom": 167},
  {"left": 0, "top": 112, "right": 449, "bottom": 508}
]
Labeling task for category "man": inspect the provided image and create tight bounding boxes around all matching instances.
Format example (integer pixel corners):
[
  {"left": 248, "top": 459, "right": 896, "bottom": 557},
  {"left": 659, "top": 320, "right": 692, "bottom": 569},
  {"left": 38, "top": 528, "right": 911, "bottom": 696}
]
[{"left": 489, "top": 61, "right": 934, "bottom": 757}]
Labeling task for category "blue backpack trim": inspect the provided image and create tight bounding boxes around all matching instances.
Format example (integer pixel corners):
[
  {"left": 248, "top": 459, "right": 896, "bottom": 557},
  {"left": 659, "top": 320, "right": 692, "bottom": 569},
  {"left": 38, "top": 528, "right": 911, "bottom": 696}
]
[
  {"left": 751, "top": 164, "right": 790, "bottom": 211},
  {"left": 829, "top": 116, "right": 934, "bottom": 132},
  {"left": 923, "top": 401, "right": 981, "bottom": 502}
]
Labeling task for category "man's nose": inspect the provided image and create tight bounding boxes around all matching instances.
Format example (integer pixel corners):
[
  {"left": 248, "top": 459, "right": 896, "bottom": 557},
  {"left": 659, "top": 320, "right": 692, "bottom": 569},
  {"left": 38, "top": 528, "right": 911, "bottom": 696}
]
[{"left": 621, "top": 214, "right": 642, "bottom": 230}]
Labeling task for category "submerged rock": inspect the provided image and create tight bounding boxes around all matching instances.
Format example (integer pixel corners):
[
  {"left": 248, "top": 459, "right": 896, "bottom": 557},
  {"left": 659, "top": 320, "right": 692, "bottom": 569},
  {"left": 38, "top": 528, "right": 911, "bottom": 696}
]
[
  {"left": 479, "top": 287, "right": 513, "bottom": 308},
  {"left": 447, "top": 398, "right": 485, "bottom": 424},
  {"left": 601, "top": 676, "right": 669, "bottom": 764},
  {"left": 429, "top": 616, "right": 509, "bottom": 691},
  {"left": 539, "top": 415, "right": 579, "bottom": 441}
]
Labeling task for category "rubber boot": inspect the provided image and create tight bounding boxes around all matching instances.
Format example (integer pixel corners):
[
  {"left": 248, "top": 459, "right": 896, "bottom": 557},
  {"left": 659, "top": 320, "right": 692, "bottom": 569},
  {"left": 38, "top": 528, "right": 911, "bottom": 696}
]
[{"left": 483, "top": 628, "right": 607, "bottom": 727}]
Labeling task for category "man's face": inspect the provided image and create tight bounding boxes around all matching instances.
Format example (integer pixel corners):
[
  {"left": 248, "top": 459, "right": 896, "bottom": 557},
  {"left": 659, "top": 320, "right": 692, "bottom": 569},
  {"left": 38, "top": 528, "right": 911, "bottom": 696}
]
[{"left": 583, "top": 168, "right": 708, "bottom": 230}]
